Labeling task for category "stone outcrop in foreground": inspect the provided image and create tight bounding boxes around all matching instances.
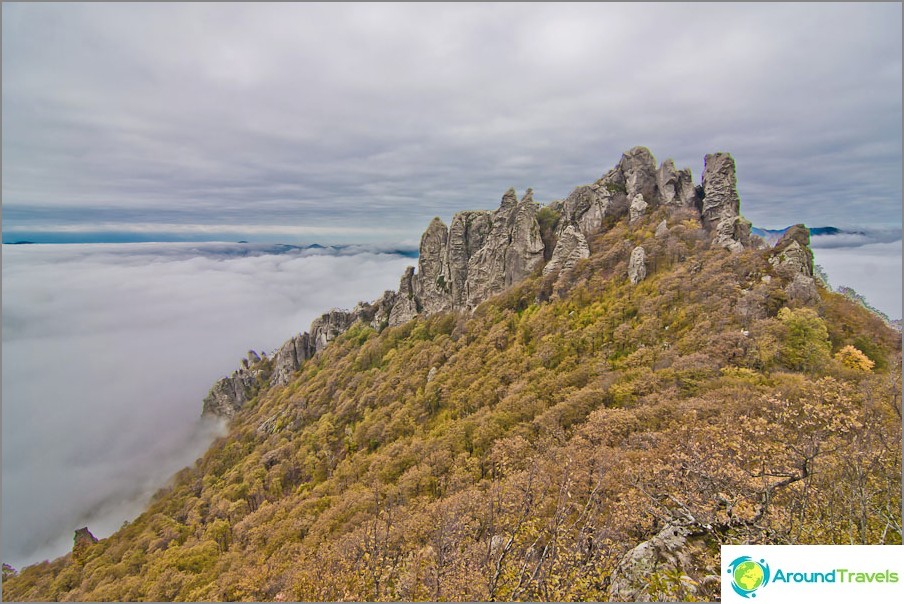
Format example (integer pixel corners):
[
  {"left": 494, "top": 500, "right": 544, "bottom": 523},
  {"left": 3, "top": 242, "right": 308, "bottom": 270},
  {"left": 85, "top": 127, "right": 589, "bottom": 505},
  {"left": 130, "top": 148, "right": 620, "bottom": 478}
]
[{"left": 203, "top": 147, "right": 812, "bottom": 418}]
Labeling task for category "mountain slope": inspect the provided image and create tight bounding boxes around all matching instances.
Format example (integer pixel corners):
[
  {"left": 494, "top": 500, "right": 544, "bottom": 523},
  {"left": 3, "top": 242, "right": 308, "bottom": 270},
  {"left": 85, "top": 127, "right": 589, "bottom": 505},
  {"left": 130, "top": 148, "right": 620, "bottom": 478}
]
[{"left": 3, "top": 150, "right": 900, "bottom": 602}]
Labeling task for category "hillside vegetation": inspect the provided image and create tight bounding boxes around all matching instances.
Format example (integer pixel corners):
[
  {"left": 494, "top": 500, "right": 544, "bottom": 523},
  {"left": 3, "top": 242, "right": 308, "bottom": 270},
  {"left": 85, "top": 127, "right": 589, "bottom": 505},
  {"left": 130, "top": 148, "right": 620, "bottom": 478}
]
[{"left": 3, "top": 205, "right": 901, "bottom": 602}]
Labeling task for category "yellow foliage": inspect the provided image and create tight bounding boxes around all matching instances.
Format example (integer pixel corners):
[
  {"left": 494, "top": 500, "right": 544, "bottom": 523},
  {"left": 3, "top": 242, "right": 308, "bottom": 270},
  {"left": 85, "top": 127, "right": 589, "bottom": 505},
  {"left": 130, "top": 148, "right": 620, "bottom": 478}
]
[{"left": 835, "top": 345, "right": 875, "bottom": 372}]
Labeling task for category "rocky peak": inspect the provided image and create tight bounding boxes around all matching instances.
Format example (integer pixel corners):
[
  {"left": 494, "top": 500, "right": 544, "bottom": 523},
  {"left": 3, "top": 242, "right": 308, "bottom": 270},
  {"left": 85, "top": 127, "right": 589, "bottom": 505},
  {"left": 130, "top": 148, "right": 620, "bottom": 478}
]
[
  {"left": 700, "top": 152, "right": 754, "bottom": 252},
  {"left": 657, "top": 159, "right": 698, "bottom": 208},
  {"left": 415, "top": 217, "right": 451, "bottom": 315},
  {"left": 203, "top": 148, "right": 812, "bottom": 419},
  {"left": 619, "top": 146, "right": 660, "bottom": 204}
]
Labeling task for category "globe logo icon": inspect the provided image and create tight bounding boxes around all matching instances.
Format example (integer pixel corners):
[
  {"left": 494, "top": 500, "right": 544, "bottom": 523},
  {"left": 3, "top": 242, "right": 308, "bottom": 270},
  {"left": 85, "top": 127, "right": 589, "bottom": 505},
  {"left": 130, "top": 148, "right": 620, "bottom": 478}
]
[{"left": 727, "top": 556, "right": 771, "bottom": 598}]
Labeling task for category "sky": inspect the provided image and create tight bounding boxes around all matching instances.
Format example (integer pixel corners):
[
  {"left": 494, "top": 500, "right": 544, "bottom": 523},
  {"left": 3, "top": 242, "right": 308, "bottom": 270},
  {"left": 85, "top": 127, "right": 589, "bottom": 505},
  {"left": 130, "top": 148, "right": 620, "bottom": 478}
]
[
  {"left": 1, "top": 243, "right": 413, "bottom": 568},
  {"left": 2, "top": 3, "right": 902, "bottom": 242}
]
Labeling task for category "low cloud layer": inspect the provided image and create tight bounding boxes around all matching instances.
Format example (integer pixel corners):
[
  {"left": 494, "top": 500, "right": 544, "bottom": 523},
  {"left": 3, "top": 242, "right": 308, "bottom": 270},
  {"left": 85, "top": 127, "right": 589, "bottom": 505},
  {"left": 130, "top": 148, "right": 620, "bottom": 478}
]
[
  {"left": 813, "top": 239, "right": 902, "bottom": 320},
  {"left": 1, "top": 244, "right": 413, "bottom": 568}
]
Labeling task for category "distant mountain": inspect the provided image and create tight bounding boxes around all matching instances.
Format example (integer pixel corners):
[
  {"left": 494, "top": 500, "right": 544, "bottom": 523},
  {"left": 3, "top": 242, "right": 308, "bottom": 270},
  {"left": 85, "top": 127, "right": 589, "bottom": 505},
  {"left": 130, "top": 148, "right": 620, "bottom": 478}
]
[{"left": 5, "top": 149, "right": 899, "bottom": 602}]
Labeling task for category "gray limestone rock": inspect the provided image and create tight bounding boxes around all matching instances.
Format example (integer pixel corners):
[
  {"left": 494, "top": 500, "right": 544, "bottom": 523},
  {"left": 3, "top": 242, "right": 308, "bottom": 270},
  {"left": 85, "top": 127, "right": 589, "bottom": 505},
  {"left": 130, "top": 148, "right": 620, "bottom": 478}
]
[
  {"left": 270, "top": 332, "right": 313, "bottom": 388},
  {"left": 657, "top": 159, "right": 699, "bottom": 208},
  {"left": 607, "top": 521, "right": 719, "bottom": 602},
  {"left": 446, "top": 211, "right": 492, "bottom": 309},
  {"left": 619, "top": 146, "right": 660, "bottom": 204},
  {"left": 202, "top": 355, "right": 269, "bottom": 418},
  {"left": 388, "top": 296, "right": 418, "bottom": 327},
  {"left": 655, "top": 219, "right": 669, "bottom": 238},
  {"left": 389, "top": 266, "right": 420, "bottom": 326},
  {"left": 310, "top": 309, "right": 357, "bottom": 353},
  {"left": 770, "top": 224, "right": 813, "bottom": 276},
  {"left": 561, "top": 184, "right": 612, "bottom": 236},
  {"left": 629, "top": 193, "right": 649, "bottom": 224},
  {"left": 414, "top": 217, "right": 452, "bottom": 315},
  {"left": 701, "top": 152, "right": 748, "bottom": 251},
  {"left": 543, "top": 224, "right": 590, "bottom": 276},
  {"left": 785, "top": 272, "right": 820, "bottom": 304},
  {"left": 629, "top": 246, "right": 647, "bottom": 284},
  {"left": 465, "top": 188, "right": 545, "bottom": 307}
]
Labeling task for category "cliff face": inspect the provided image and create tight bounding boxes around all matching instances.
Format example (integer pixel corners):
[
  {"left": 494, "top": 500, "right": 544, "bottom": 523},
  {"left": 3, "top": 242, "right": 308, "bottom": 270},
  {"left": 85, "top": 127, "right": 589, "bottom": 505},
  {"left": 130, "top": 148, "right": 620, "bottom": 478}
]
[{"left": 202, "top": 147, "right": 807, "bottom": 418}]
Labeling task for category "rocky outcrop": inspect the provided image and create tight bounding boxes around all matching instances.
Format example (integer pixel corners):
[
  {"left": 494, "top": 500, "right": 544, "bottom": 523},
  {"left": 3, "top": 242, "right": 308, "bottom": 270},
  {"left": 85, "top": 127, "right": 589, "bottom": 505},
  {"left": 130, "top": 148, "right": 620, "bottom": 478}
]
[
  {"left": 445, "top": 211, "right": 492, "bottom": 309},
  {"left": 769, "top": 224, "right": 813, "bottom": 277},
  {"left": 629, "top": 194, "right": 648, "bottom": 224},
  {"left": 414, "top": 218, "right": 452, "bottom": 315},
  {"left": 628, "top": 246, "right": 647, "bottom": 284},
  {"left": 202, "top": 148, "right": 813, "bottom": 419},
  {"left": 202, "top": 350, "right": 270, "bottom": 418},
  {"left": 700, "top": 153, "right": 751, "bottom": 252},
  {"left": 543, "top": 224, "right": 590, "bottom": 276},
  {"left": 389, "top": 267, "right": 419, "bottom": 327},
  {"left": 657, "top": 159, "right": 698, "bottom": 208},
  {"left": 462, "top": 189, "right": 546, "bottom": 308},
  {"left": 607, "top": 521, "right": 720, "bottom": 602},
  {"left": 768, "top": 224, "right": 818, "bottom": 303},
  {"left": 270, "top": 333, "right": 314, "bottom": 388},
  {"left": 655, "top": 219, "right": 669, "bottom": 238},
  {"left": 72, "top": 527, "right": 99, "bottom": 564},
  {"left": 310, "top": 309, "right": 357, "bottom": 353},
  {"left": 378, "top": 187, "right": 546, "bottom": 319}
]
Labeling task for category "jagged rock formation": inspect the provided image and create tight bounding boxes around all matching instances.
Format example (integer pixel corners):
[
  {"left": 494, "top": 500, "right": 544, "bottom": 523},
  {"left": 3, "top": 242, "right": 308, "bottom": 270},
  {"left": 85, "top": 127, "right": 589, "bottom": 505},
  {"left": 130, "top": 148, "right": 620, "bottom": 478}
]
[
  {"left": 700, "top": 152, "right": 752, "bottom": 252},
  {"left": 769, "top": 223, "right": 814, "bottom": 277},
  {"left": 202, "top": 351, "right": 270, "bottom": 418},
  {"left": 202, "top": 147, "right": 819, "bottom": 419},
  {"left": 769, "top": 224, "right": 818, "bottom": 303}
]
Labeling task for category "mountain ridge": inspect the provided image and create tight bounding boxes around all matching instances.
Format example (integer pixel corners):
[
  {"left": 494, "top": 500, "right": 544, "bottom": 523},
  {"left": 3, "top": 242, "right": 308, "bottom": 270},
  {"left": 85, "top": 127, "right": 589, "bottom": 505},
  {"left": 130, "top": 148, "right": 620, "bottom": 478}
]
[{"left": 204, "top": 147, "right": 808, "bottom": 419}]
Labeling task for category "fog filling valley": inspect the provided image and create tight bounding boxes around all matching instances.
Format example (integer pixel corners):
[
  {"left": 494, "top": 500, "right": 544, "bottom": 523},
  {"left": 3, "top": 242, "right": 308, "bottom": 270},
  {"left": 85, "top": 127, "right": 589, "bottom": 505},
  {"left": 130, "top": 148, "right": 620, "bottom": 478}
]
[
  {"left": 1, "top": 243, "right": 412, "bottom": 568},
  {"left": 1, "top": 232, "right": 900, "bottom": 570}
]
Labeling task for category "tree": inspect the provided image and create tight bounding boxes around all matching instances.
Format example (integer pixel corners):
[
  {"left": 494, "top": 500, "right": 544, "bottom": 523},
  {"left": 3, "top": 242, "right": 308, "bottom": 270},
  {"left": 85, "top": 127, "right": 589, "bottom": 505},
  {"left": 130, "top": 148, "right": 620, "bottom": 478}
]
[
  {"left": 777, "top": 307, "right": 831, "bottom": 371},
  {"left": 835, "top": 345, "right": 874, "bottom": 372}
]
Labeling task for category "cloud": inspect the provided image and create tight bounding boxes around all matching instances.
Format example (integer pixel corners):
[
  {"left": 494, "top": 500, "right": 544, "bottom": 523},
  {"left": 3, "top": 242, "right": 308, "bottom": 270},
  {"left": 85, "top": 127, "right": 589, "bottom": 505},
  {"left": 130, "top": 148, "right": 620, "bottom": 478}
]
[
  {"left": 2, "top": 3, "right": 901, "bottom": 237},
  {"left": 1, "top": 243, "right": 413, "bottom": 568},
  {"left": 813, "top": 240, "right": 903, "bottom": 320}
]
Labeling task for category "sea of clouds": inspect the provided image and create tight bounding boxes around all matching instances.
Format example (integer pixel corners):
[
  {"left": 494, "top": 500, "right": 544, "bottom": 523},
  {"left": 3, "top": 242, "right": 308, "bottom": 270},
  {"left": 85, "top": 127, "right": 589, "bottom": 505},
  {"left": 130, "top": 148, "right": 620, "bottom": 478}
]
[{"left": 1, "top": 243, "right": 413, "bottom": 568}]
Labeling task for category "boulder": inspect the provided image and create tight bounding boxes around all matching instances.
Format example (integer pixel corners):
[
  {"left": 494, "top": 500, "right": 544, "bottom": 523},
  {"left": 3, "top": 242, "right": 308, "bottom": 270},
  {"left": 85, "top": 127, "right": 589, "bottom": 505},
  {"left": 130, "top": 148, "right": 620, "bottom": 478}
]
[
  {"left": 629, "top": 193, "right": 649, "bottom": 224},
  {"left": 629, "top": 246, "right": 647, "bottom": 284}
]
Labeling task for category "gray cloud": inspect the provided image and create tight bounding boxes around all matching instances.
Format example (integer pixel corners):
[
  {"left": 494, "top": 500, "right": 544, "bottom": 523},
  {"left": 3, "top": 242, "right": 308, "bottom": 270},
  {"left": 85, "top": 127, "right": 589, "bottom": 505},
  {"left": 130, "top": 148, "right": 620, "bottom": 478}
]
[
  {"left": 814, "top": 240, "right": 903, "bottom": 320},
  {"left": 2, "top": 3, "right": 901, "bottom": 235},
  {"left": 1, "top": 243, "right": 413, "bottom": 567}
]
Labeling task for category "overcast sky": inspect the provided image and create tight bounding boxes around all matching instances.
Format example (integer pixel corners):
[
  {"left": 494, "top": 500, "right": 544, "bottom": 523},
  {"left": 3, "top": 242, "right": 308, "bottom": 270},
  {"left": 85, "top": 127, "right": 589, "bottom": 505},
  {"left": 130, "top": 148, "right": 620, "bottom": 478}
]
[{"left": 2, "top": 2, "right": 901, "bottom": 242}]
